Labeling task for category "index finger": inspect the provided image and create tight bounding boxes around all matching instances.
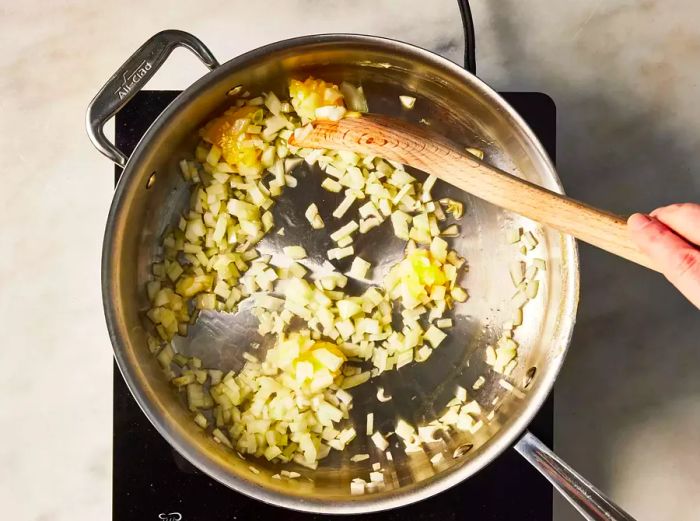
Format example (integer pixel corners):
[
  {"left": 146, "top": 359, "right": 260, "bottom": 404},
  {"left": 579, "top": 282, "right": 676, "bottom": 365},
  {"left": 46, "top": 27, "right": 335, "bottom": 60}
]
[
  {"left": 628, "top": 213, "right": 700, "bottom": 308},
  {"left": 650, "top": 203, "right": 700, "bottom": 246}
]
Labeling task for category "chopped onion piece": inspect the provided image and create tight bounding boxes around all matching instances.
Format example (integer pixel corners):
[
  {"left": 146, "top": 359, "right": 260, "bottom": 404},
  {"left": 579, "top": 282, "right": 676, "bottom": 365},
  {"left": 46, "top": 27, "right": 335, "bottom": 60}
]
[
  {"left": 472, "top": 376, "right": 486, "bottom": 390},
  {"left": 371, "top": 431, "right": 389, "bottom": 451},
  {"left": 315, "top": 105, "right": 347, "bottom": 121},
  {"left": 512, "top": 307, "right": 523, "bottom": 326},
  {"left": 351, "top": 453, "right": 370, "bottom": 462},
  {"left": 436, "top": 318, "right": 453, "bottom": 328},
  {"left": 451, "top": 287, "right": 468, "bottom": 303},
  {"left": 366, "top": 413, "right": 374, "bottom": 435},
  {"left": 390, "top": 211, "right": 411, "bottom": 240},
  {"left": 526, "top": 280, "right": 540, "bottom": 299},
  {"left": 376, "top": 387, "right": 392, "bottom": 402},
  {"left": 469, "top": 419, "right": 484, "bottom": 434},
  {"left": 441, "top": 224, "right": 459, "bottom": 237},
  {"left": 332, "top": 193, "right": 356, "bottom": 219},
  {"left": 424, "top": 325, "right": 447, "bottom": 348},
  {"left": 369, "top": 471, "right": 384, "bottom": 483},
  {"left": 430, "top": 453, "right": 445, "bottom": 466},
  {"left": 340, "top": 82, "right": 369, "bottom": 112},
  {"left": 523, "top": 265, "right": 537, "bottom": 281},
  {"left": 395, "top": 419, "right": 415, "bottom": 440},
  {"left": 399, "top": 95, "right": 417, "bottom": 109},
  {"left": 359, "top": 217, "right": 382, "bottom": 234},
  {"left": 485, "top": 346, "right": 497, "bottom": 366},
  {"left": 304, "top": 203, "right": 325, "bottom": 230},
  {"left": 455, "top": 385, "right": 467, "bottom": 402},
  {"left": 283, "top": 245, "right": 307, "bottom": 260},
  {"left": 359, "top": 201, "right": 381, "bottom": 218},
  {"left": 328, "top": 246, "right": 354, "bottom": 261},
  {"left": 504, "top": 359, "right": 517, "bottom": 376},
  {"left": 321, "top": 177, "right": 343, "bottom": 193},
  {"left": 212, "top": 428, "right": 233, "bottom": 448},
  {"left": 512, "top": 290, "right": 529, "bottom": 309},
  {"left": 330, "top": 221, "right": 359, "bottom": 242},
  {"left": 418, "top": 425, "right": 440, "bottom": 443},
  {"left": 465, "top": 147, "right": 484, "bottom": 160},
  {"left": 506, "top": 227, "right": 522, "bottom": 244},
  {"left": 341, "top": 371, "right": 370, "bottom": 389},
  {"left": 336, "top": 236, "right": 353, "bottom": 248},
  {"left": 350, "top": 481, "right": 366, "bottom": 495},
  {"left": 415, "top": 345, "right": 432, "bottom": 362},
  {"left": 348, "top": 256, "right": 372, "bottom": 279},
  {"left": 522, "top": 230, "right": 538, "bottom": 250},
  {"left": 193, "top": 412, "right": 208, "bottom": 429},
  {"left": 510, "top": 261, "right": 525, "bottom": 286}
]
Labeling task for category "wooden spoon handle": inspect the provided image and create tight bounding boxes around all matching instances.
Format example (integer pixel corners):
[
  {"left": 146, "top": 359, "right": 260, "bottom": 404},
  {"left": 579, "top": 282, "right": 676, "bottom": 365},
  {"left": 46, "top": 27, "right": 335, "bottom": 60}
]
[{"left": 293, "top": 114, "right": 657, "bottom": 271}]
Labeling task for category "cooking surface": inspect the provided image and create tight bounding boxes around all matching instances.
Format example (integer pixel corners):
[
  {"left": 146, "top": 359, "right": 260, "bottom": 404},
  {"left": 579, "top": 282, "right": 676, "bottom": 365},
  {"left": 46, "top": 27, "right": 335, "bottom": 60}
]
[
  {"left": 113, "top": 90, "right": 556, "bottom": 520},
  {"left": 6, "top": 2, "right": 700, "bottom": 520}
]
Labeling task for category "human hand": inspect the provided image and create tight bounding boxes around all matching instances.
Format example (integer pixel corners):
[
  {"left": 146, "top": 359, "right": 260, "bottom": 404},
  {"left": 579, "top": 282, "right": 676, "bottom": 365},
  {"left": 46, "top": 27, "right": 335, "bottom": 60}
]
[{"left": 628, "top": 203, "right": 700, "bottom": 309}]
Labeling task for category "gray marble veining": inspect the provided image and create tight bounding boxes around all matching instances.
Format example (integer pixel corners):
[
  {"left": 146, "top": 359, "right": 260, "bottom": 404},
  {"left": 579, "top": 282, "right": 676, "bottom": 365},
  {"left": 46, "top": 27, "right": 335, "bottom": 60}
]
[{"left": 0, "top": 1, "right": 698, "bottom": 519}]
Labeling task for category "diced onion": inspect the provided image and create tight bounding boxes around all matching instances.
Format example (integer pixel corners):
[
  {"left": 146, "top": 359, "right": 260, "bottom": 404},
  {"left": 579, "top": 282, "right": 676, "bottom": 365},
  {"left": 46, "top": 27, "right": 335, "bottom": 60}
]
[
  {"left": 376, "top": 387, "right": 392, "bottom": 402},
  {"left": 424, "top": 325, "right": 446, "bottom": 348},
  {"left": 465, "top": 147, "right": 484, "bottom": 160},
  {"left": 328, "top": 246, "right": 354, "bottom": 261},
  {"left": 430, "top": 453, "right": 445, "bottom": 466},
  {"left": 369, "top": 471, "right": 384, "bottom": 483},
  {"left": 350, "top": 480, "right": 366, "bottom": 495},
  {"left": 340, "top": 82, "right": 369, "bottom": 112},
  {"left": 371, "top": 431, "right": 389, "bottom": 451},
  {"left": 399, "top": 95, "right": 416, "bottom": 109},
  {"left": 348, "top": 256, "right": 372, "bottom": 279},
  {"left": 321, "top": 178, "right": 343, "bottom": 192},
  {"left": 350, "top": 453, "right": 370, "bottom": 462},
  {"left": 148, "top": 77, "right": 480, "bottom": 481},
  {"left": 283, "top": 245, "right": 307, "bottom": 259},
  {"left": 506, "top": 227, "right": 522, "bottom": 244},
  {"left": 522, "top": 231, "right": 539, "bottom": 250},
  {"left": 333, "top": 193, "right": 356, "bottom": 219}
]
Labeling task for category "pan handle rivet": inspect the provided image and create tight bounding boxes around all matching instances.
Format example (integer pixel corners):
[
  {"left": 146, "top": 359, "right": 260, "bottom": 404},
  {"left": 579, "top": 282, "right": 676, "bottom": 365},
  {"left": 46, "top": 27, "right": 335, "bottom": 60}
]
[
  {"left": 524, "top": 366, "right": 537, "bottom": 388},
  {"left": 146, "top": 171, "right": 157, "bottom": 189},
  {"left": 452, "top": 443, "right": 474, "bottom": 459}
]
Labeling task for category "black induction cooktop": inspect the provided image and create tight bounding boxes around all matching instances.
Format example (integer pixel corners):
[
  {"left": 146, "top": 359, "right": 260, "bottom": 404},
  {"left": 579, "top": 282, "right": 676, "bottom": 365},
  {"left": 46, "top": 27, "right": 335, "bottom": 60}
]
[{"left": 113, "top": 90, "right": 556, "bottom": 521}]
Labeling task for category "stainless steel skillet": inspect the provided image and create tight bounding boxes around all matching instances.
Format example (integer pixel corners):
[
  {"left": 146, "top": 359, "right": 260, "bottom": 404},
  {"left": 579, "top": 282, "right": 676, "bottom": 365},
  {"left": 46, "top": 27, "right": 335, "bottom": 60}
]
[{"left": 87, "top": 20, "right": 635, "bottom": 521}]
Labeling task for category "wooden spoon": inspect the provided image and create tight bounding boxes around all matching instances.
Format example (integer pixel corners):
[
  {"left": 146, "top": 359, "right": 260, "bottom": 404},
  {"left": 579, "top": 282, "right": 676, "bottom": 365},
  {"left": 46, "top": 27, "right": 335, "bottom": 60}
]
[{"left": 291, "top": 113, "right": 656, "bottom": 271}]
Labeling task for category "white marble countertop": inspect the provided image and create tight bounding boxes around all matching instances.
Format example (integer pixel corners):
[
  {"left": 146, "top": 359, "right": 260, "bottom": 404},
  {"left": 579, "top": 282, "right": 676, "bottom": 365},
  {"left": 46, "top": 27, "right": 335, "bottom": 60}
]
[{"left": 1, "top": 1, "right": 698, "bottom": 520}]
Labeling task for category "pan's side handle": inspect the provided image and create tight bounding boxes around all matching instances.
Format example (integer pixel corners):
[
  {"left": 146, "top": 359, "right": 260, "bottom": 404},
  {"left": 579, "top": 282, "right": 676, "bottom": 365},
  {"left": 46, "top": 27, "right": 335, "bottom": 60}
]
[
  {"left": 515, "top": 431, "right": 636, "bottom": 521},
  {"left": 456, "top": 0, "right": 476, "bottom": 74},
  {"left": 86, "top": 30, "right": 219, "bottom": 166}
]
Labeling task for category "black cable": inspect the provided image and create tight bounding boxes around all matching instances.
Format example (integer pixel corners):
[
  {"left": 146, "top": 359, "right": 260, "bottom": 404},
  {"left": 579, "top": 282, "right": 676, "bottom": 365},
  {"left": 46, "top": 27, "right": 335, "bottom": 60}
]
[{"left": 457, "top": 0, "right": 477, "bottom": 74}]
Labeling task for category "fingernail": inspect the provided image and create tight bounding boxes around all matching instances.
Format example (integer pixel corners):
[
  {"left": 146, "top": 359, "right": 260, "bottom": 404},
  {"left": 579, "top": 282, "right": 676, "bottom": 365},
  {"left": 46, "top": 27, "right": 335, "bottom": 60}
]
[{"left": 627, "top": 213, "right": 652, "bottom": 230}]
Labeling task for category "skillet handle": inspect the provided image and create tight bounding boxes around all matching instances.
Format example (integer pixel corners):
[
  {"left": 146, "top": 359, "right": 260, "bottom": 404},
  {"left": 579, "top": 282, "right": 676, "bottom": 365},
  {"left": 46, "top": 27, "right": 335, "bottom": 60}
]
[
  {"left": 456, "top": 0, "right": 476, "bottom": 74},
  {"left": 515, "top": 431, "right": 636, "bottom": 521},
  {"left": 85, "top": 30, "right": 219, "bottom": 166}
]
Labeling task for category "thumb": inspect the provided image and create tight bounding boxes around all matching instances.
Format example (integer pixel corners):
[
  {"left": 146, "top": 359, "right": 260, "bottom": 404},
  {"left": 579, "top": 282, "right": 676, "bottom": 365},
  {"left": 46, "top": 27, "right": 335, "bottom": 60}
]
[{"left": 628, "top": 213, "right": 700, "bottom": 308}]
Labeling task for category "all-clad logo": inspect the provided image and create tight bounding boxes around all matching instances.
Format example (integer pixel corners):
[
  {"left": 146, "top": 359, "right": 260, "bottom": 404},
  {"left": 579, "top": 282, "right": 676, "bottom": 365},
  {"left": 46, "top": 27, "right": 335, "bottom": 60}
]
[
  {"left": 157, "top": 513, "right": 182, "bottom": 521},
  {"left": 115, "top": 59, "right": 152, "bottom": 100}
]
